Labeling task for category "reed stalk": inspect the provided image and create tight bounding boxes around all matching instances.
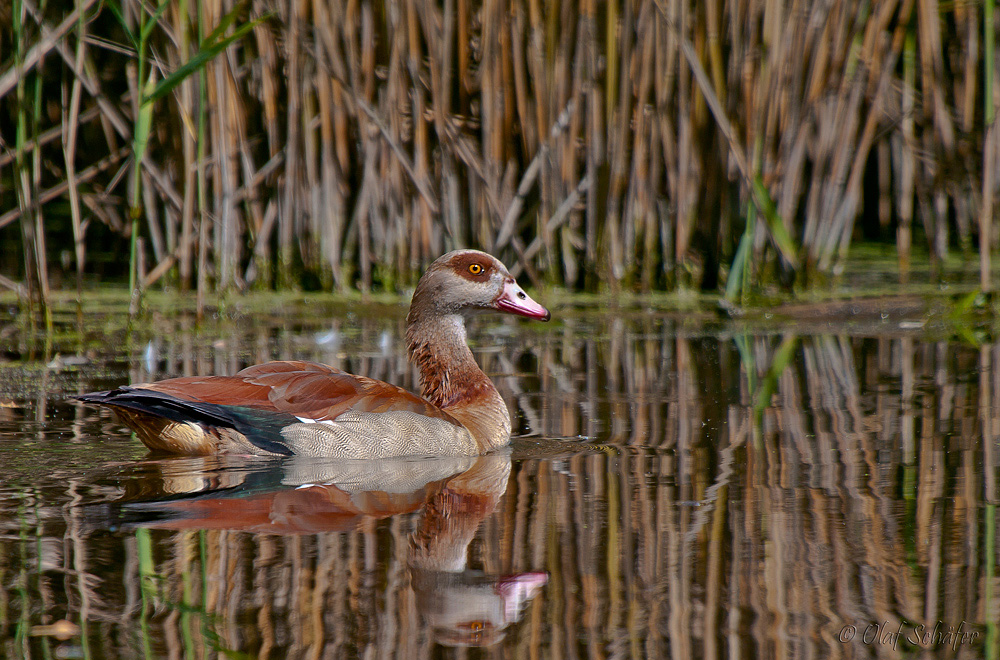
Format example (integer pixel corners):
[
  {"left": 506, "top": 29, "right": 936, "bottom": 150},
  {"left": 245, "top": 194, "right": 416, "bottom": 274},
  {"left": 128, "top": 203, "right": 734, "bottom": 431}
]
[
  {"left": 30, "top": 0, "right": 51, "bottom": 324},
  {"left": 196, "top": 0, "right": 209, "bottom": 319},
  {"left": 12, "top": 0, "right": 51, "bottom": 333},
  {"left": 0, "top": 0, "right": 994, "bottom": 298},
  {"left": 13, "top": 0, "right": 29, "bottom": 305},
  {"left": 110, "top": 0, "right": 162, "bottom": 300},
  {"left": 63, "top": 6, "right": 86, "bottom": 301},
  {"left": 177, "top": 0, "right": 194, "bottom": 292},
  {"left": 984, "top": 0, "right": 996, "bottom": 293}
]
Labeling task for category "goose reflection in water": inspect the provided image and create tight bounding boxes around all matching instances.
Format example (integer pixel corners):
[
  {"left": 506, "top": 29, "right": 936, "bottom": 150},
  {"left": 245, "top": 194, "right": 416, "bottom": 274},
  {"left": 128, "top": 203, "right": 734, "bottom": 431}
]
[{"left": 88, "top": 450, "right": 546, "bottom": 648}]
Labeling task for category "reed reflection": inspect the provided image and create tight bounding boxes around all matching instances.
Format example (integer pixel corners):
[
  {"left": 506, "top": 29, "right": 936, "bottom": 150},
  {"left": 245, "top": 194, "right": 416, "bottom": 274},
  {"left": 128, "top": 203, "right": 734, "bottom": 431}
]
[{"left": 5, "top": 306, "right": 1000, "bottom": 659}]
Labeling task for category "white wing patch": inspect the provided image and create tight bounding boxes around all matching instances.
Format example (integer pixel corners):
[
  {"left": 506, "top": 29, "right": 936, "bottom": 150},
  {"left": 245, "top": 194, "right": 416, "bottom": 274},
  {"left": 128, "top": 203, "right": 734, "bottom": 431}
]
[{"left": 281, "top": 410, "right": 479, "bottom": 458}]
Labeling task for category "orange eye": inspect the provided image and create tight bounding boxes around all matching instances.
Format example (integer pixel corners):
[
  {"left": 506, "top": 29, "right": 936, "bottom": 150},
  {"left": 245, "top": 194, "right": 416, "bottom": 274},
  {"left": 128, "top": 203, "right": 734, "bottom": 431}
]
[{"left": 468, "top": 263, "right": 483, "bottom": 275}]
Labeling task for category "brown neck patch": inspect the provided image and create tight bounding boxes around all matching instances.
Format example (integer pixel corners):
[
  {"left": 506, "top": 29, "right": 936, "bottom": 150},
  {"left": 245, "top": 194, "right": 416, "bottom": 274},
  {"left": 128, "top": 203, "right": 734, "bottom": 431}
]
[{"left": 406, "top": 326, "right": 488, "bottom": 410}]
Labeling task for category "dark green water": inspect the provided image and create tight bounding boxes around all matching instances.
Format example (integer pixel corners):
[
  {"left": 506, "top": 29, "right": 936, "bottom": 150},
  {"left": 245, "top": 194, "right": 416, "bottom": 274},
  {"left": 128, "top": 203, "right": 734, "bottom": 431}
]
[{"left": 0, "top": 296, "right": 996, "bottom": 658}]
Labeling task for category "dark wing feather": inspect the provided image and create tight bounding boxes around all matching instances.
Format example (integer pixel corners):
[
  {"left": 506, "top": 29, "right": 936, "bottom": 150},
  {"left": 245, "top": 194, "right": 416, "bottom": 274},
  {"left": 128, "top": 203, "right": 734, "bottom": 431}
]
[{"left": 73, "top": 388, "right": 297, "bottom": 455}]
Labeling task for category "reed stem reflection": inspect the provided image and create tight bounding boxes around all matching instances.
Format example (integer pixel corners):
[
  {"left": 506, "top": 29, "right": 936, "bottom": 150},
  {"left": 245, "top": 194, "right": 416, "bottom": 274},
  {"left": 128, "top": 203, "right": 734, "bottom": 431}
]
[{"left": 1, "top": 309, "right": 999, "bottom": 658}]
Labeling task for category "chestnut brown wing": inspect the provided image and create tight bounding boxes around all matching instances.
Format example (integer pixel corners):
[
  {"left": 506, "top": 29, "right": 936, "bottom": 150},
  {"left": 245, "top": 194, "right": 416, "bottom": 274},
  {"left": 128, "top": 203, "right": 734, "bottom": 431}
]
[{"left": 140, "top": 360, "right": 460, "bottom": 424}]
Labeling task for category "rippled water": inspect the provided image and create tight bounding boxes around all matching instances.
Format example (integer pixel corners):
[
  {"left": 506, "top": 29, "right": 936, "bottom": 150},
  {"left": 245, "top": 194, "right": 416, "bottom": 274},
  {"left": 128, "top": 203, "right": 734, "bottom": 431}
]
[{"left": 1, "top": 298, "right": 997, "bottom": 658}]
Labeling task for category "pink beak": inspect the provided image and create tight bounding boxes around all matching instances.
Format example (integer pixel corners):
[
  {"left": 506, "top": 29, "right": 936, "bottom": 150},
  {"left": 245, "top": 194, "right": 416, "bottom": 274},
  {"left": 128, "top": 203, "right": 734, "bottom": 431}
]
[{"left": 495, "top": 279, "right": 550, "bottom": 321}]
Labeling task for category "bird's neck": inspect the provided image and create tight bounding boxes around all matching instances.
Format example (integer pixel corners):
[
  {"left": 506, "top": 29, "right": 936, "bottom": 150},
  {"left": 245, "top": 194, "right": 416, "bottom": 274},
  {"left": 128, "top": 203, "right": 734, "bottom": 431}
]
[{"left": 406, "top": 314, "right": 511, "bottom": 452}]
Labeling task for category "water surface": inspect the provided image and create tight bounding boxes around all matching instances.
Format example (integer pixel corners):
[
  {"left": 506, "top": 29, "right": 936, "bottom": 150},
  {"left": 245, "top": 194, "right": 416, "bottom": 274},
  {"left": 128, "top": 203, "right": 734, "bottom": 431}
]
[{"left": 0, "top": 298, "right": 996, "bottom": 658}]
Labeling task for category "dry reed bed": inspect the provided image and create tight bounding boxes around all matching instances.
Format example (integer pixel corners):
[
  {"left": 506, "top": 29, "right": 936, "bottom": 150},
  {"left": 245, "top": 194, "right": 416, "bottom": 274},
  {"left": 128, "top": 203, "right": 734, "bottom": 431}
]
[
  {"left": 0, "top": 0, "right": 996, "bottom": 304},
  {"left": 2, "top": 319, "right": 999, "bottom": 658}
]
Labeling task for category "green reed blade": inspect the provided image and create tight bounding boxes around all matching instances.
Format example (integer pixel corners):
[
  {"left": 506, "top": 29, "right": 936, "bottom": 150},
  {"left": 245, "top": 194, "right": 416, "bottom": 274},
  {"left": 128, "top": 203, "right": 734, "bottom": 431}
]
[
  {"left": 105, "top": 1, "right": 137, "bottom": 49},
  {"left": 139, "top": 0, "right": 170, "bottom": 44},
  {"left": 751, "top": 175, "right": 797, "bottom": 270},
  {"left": 143, "top": 13, "right": 270, "bottom": 106}
]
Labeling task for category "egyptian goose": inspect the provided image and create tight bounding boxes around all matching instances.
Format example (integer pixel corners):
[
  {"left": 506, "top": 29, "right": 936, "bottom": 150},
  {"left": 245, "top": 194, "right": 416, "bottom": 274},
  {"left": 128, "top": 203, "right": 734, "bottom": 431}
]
[{"left": 74, "top": 250, "right": 550, "bottom": 458}]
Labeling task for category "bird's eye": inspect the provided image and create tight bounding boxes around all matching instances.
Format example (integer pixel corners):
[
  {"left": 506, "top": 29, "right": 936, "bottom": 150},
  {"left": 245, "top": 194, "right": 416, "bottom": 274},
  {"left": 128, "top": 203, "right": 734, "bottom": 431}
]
[{"left": 468, "top": 263, "right": 483, "bottom": 275}]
